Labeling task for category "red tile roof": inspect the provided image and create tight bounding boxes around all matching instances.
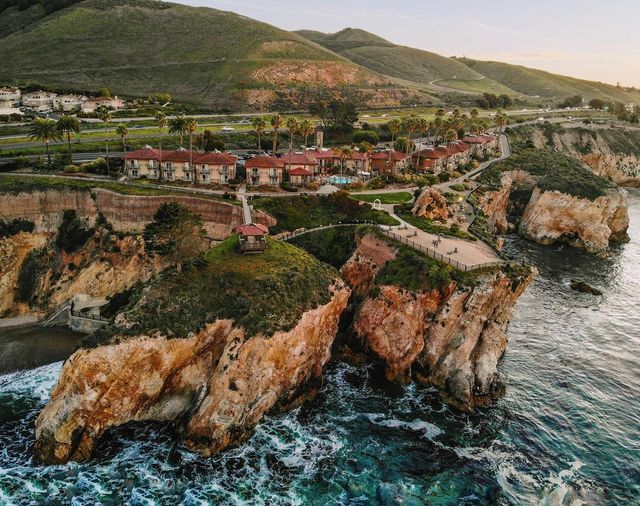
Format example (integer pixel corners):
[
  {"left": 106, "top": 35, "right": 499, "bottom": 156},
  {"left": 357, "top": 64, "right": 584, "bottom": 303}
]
[
  {"left": 125, "top": 148, "right": 237, "bottom": 165},
  {"left": 235, "top": 223, "right": 269, "bottom": 236},
  {"left": 195, "top": 152, "right": 237, "bottom": 165},
  {"left": 288, "top": 167, "right": 313, "bottom": 176},
  {"left": 124, "top": 147, "right": 162, "bottom": 160},
  {"left": 246, "top": 156, "right": 285, "bottom": 169},
  {"left": 369, "top": 150, "right": 407, "bottom": 161},
  {"left": 281, "top": 153, "right": 318, "bottom": 166}
]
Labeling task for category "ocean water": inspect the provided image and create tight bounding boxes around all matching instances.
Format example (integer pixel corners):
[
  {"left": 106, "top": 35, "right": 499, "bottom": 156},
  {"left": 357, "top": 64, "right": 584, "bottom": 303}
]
[{"left": 0, "top": 194, "right": 638, "bottom": 505}]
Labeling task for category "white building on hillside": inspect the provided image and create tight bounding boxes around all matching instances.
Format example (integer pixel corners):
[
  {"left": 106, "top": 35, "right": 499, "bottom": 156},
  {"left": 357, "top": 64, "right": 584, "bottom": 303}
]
[
  {"left": 0, "top": 99, "right": 23, "bottom": 116},
  {"left": 81, "top": 96, "right": 124, "bottom": 113},
  {"left": 0, "top": 87, "right": 21, "bottom": 106},
  {"left": 22, "top": 91, "right": 58, "bottom": 112},
  {"left": 53, "top": 94, "right": 87, "bottom": 112}
]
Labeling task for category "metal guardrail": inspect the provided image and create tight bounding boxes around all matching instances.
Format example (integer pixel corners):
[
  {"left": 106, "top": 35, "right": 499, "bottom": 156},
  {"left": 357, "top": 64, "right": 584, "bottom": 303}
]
[
  {"left": 70, "top": 310, "right": 109, "bottom": 323},
  {"left": 279, "top": 221, "right": 377, "bottom": 241}
]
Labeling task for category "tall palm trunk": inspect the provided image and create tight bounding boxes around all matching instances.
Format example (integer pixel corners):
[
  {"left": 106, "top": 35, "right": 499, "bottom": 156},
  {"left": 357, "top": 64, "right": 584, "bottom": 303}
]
[
  {"left": 257, "top": 131, "right": 261, "bottom": 150},
  {"left": 272, "top": 130, "right": 278, "bottom": 155},
  {"left": 66, "top": 132, "right": 72, "bottom": 162},
  {"left": 45, "top": 140, "right": 51, "bottom": 166},
  {"left": 106, "top": 139, "right": 110, "bottom": 177},
  {"left": 190, "top": 134, "right": 195, "bottom": 186}
]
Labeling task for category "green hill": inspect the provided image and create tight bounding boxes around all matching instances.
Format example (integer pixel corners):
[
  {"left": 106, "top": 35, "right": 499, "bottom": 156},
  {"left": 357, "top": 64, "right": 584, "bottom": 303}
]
[
  {"left": 0, "top": 0, "right": 434, "bottom": 110},
  {"left": 296, "top": 28, "right": 640, "bottom": 105},
  {"left": 458, "top": 57, "right": 640, "bottom": 102},
  {"left": 296, "top": 28, "right": 517, "bottom": 95}
]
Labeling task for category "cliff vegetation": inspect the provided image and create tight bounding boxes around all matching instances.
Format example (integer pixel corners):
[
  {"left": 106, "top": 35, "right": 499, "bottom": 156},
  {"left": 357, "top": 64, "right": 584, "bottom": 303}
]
[{"left": 95, "top": 237, "right": 340, "bottom": 343}]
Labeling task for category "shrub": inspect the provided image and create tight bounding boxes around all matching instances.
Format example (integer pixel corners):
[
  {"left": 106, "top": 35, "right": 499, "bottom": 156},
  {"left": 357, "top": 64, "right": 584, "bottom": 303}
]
[
  {"left": 352, "top": 130, "right": 380, "bottom": 145},
  {"left": 56, "top": 209, "right": 91, "bottom": 253},
  {"left": 15, "top": 248, "right": 49, "bottom": 304},
  {"left": 222, "top": 191, "right": 237, "bottom": 200},
  {"left": 279, "top": 181, "right": 298, "bottom": 192},
  {"left": 63, "top": 164, "right": 81, "bottom": 173},
  {"left": 0, "top": 218, "right": 35, "bottom": 238}
]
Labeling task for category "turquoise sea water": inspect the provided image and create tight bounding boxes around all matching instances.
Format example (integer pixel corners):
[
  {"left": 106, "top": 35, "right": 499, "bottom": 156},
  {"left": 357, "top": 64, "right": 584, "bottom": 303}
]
[{"left": 0, "top": 193, "right": 638, "bottom": 505}]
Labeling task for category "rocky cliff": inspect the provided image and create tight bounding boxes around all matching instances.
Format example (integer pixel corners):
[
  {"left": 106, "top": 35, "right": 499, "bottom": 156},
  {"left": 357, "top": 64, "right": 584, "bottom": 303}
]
[
  {"left": 519, "top": 187, "right": 629, "bottom": 253},
  {"left": 341, "top": 232, "right": 535, "bottom": 411},
  {"left": 0, "top": 229, "right": 168, "bottom": 316},
  {"left": 0, "top": 188, "right": 274, "bottom": 239},
  {"left": 33, "top": 238, "right": 350, "bottom": 464},
  {"left": 522, "top": 125, "right": 640, "bottom": 187}
]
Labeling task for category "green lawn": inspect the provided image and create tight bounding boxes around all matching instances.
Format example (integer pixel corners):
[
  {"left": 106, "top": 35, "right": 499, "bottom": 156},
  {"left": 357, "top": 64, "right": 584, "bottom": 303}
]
[
  {"left": 254, "top": 193, "right": 399, "bottom": 233},
  {"left": 350, "top": 192, "right": 413, "bottom": 205}
]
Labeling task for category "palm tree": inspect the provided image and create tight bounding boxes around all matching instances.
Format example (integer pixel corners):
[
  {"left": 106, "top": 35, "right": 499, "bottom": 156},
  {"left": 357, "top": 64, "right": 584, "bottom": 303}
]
[
  {"left": 252, "top": 116, "right": 266, "bottom": 151},
  {"left": 387, "top": 118, "right": 402, "bottom": 145},
  {"left": 495, "top": 112, "right": 509, "bottom": 132},
  {"left": 299, "top": 119, "right": 314, "bottom": 148},
  {"left": 270, "top": 114, "right": 283, "bottom": 155},
  {"left": 337, "top": 146, "right": 353, "bottom": 176},
  {"left": 470, "top": 108, "right": 479, "bottom": 120},
  {"left": 56, "top": 115, "right": 80, "bottom": 162},
  {"left": 285, "top": 117, "right": 298, "bottom": 152},
  {"left": 186, "top": 118, "right": 198, "bottom": 185},
  {"left": 414, "top": 117, "right": 429, "bottom": 170},
  {"left": 154, "top": 111, "right": 167, "bottom": 182},
  {"left": 116, "top": 124, "right": 129, "bottom": 156},
  {"left": 97, "top": 106, "right": 112, "bottom": 176},
  {"left": 401, "top": 115, "right": 419, "bottom": 171},
  {"left": 168, "top": 115, "right": 188, "bottom": 146},
  {"left": 29, "top": 117, "right": 61, "bottom": 166}
]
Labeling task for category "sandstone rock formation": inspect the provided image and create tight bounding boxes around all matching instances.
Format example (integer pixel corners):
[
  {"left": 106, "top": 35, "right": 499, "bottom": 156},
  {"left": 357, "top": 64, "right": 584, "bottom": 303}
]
[
  {"left": 0, "top": 188, "right": 274, "bottom": 239},
  {"left": 526, "top": 126, "right": 640, "bottom": 187},
  {"left": 342, "top": 233, "right": 535, "bottom": 410},
  {"left": 0, "top": 231, "right": 168, "bottom": 315},
  {"left": 412, "top": 187, "right": 450, "bottom": 221},
  {"left": 519, "top": 187, "right": 629, "bottom": 253},
  {"left": 34, "top": 284, "right": 350, "bottom": 464}
]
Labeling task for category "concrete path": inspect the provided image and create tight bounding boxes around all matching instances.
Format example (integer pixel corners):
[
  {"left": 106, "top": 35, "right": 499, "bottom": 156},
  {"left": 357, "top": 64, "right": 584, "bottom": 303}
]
[
  {"left": 389, "top": 226, "right": 500, "bottom": 267},
  {"left": 0, "top": 315, "right": 40, "bottom": 329}
]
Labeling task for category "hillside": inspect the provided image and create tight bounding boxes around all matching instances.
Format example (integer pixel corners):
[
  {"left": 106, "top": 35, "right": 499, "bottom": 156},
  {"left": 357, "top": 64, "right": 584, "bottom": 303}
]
[
  {"left": 297, "top": 28, "right": 640, "bottom": 104},
  {"left": 458, "top": 58, "right": 640, "bottom": 103},
  {"left": 0, "top": 0, "right": 431, "bottom": 110},
  {"left": 297, "top": 28, "right": 516, "bottom": 95}
]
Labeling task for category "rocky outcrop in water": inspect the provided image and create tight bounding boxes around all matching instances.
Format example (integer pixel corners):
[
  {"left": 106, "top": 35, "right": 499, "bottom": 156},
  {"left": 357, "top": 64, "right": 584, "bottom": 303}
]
[
  {"left": 342, "top": 232, "right": 536, "bottom": 411},
  {"left": 34, "top": 283, "right": 350, "bottom": 464},
  {"left": 519, "top": 187, "right": 629, "bottom": 253}
]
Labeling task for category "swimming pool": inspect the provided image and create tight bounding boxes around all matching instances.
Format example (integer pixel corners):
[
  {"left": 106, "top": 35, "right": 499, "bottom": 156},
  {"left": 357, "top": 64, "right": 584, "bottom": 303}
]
[{"left": 328, "top": 176, "right": 353, "bottom": 185}]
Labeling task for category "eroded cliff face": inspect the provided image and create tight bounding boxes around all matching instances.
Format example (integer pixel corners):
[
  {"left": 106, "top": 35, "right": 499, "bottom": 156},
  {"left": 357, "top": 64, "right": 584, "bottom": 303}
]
[
  {"left": 342, "top": 233, "right": 535, "bottom": 410},
  {"left": 528, "top": 126, "right": 640, "bottom": 187},
  {"left": 0, "top": 232, "right": 48, "bottom": 314},
  {"left": 0, "top": 188, "right": 274, "bottom": 238},
  {"left": 34, "top": 284, "right": 350, "bottom": 464},
  {"left": 0, "top": 230, "right": 168, "bottom": 316},
  {"left": 519, "top": 187, "right": 629, "bottom": 253}
]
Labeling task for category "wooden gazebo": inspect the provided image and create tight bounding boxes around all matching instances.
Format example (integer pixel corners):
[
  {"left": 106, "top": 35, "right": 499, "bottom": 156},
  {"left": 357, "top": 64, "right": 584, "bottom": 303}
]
[{"left": 235, "top": 223, "right": 269, "bottom": 253}]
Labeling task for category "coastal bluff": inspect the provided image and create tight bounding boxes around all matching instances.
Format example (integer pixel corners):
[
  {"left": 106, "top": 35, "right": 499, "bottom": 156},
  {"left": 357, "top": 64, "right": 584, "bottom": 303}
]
[{"left": 0, "top": 188, "right": 274, "bottom": 239}]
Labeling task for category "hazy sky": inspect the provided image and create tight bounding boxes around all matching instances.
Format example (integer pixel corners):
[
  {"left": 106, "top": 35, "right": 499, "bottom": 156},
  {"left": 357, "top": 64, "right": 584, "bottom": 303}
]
[{"left": 178, "top": 0, "right": 640, "bottom": 87}]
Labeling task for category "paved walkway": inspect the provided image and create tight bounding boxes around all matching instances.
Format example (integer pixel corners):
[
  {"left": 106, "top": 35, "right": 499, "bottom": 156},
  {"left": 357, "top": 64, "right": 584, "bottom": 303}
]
[{"left": 388, "top": 226, "right": 500, "bottom": 267}]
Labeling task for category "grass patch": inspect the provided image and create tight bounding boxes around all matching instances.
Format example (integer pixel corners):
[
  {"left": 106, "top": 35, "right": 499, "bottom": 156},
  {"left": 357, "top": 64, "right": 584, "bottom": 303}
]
[
  {"left": 350, "top": 192, "right": 413, "bottom": 205},
  {"left": 0, "top": 174, "right": 238, "bottom": 203},
  {"left": 289, "top": 226, "right": 358, "bottom": 268},
  {"left": 93, "top": 237, "right": 339, "bottom": 343},
  {"left": 377, "top": 247, "right": 454, "bottom": 292},
  {"left": 253, "top": 192, "right": 398, "bottom": 234}
]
